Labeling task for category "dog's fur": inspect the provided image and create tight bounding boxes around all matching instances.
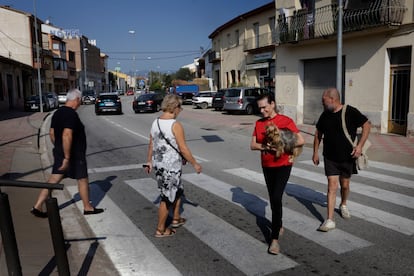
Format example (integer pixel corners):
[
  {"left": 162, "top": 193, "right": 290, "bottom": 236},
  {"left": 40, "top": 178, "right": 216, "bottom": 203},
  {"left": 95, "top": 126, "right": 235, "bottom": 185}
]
[{"left": 264, "top": 123, "right": 303, "bottom": 162}]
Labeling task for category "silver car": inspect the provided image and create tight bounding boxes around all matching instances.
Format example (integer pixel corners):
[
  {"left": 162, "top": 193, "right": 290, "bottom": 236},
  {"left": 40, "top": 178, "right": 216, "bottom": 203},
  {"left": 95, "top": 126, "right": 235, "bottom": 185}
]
[
  {"left": 57, "top": 92, "right": 67, "bottom": 105},
  {"left": 223, "top": 87, "right": 270, "bottom": 115}
]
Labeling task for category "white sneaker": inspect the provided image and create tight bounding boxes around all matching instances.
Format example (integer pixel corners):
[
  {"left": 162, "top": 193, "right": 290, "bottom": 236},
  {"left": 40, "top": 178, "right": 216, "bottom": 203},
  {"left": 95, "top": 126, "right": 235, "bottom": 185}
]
[
  {"left": 340, "top": 205, "right": 351, "bottom": 219},
  {"left": 318, "top": 219, "right": 336, "bottom": 232}
]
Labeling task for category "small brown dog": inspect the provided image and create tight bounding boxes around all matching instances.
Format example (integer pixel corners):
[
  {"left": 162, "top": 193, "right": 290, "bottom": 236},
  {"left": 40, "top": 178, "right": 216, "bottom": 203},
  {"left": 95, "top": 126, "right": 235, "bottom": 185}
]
[{"left": 264, "top": 123, "right": 303, "bottom": 162}]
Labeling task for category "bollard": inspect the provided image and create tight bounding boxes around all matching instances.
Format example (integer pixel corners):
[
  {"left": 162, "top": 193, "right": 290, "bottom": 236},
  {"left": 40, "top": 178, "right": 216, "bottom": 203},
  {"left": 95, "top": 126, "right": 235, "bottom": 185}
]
[
  {"left": 46, "top": 197, "right": 70, "bottom": 276},
  {"left": 0, "top": 192, "right": 22, "bottom": 276}
]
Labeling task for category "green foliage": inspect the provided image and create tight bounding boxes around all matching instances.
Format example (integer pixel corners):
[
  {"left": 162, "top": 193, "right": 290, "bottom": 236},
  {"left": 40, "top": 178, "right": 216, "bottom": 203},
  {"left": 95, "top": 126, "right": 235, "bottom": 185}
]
[
  {"left": 150, "top": 80, "right": 163, "bottom": 91},
  {"left": 175, "top": 68, "right": 193, "bottom": 81}
]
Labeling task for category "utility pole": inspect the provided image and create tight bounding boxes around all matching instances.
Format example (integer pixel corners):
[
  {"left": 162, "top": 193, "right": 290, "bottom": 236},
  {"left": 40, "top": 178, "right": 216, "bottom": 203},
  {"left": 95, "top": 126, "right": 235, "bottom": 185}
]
[
  {"left": 336, "top": 0, "right": 343, "bottom": 99},
  {"left": 33, "top": 0, "right": 43, "bottom": 112}
]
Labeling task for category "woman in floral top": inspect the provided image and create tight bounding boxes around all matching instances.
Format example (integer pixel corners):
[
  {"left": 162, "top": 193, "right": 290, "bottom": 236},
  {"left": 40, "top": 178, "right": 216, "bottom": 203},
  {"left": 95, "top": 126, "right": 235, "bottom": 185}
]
[{"left": 144, "top": 94, "right": 202, "bottom": 238}]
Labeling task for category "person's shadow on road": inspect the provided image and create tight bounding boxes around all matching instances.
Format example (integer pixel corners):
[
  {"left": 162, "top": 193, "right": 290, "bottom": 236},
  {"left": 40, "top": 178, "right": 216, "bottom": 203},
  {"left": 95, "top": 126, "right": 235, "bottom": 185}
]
[
  {"left": 59, "top": 175, "right": 116, "bottom": 210},
  {"left": 231, "top": 187, "right": 272, "bottom": 244}
]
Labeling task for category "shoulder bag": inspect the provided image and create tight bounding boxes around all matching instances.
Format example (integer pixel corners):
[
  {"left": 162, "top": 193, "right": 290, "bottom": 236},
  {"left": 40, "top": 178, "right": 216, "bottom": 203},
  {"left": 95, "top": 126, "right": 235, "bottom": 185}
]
[
  {"left": 341, "top": 105, "right": 371, "bottom": 170},
  {"left": 157, "top": 119, "right": 187, "bottom": 165}
]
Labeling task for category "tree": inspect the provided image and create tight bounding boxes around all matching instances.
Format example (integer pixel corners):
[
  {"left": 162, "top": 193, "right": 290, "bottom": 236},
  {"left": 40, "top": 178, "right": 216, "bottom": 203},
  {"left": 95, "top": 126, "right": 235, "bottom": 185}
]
[{"left": 175, "top": 68, "right": 193, "bottom": 81}]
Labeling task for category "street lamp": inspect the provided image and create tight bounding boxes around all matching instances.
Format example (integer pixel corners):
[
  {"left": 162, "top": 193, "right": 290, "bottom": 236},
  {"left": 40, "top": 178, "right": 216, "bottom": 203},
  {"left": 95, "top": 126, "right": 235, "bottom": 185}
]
[
  {"left": 128, "top": 30, "right": 137, "bottom": 90},
  {"left": 83, "top": 47, "right": 88, "bottom": 91}
]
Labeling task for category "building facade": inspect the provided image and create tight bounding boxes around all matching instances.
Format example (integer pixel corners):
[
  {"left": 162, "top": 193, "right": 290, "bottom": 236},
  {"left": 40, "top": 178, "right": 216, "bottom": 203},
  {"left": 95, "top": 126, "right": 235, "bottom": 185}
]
[
  {"left": 208, "top": 2, "right": 276, "bottom": 91},
  {"left": 0, "top": 6, "right": 42, "bottom": 111},
  {"left": 274, "top": 0, "right": 414, "bottom": 136}
]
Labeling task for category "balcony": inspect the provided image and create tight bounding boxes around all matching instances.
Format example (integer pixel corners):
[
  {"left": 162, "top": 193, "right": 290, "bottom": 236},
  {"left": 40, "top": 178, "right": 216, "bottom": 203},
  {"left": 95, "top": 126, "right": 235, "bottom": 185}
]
[
  {"left": 277, "top": 1, "right": 406, "bottom": 44},
  {"left": 53, "top": 70, "right": 68, "bottom": 79},
  {"left": 244, "top": 32, "right": 276, "bottom": 51},
  {"left": 208, "top": 51, "right": 221, "bottom": 63}
]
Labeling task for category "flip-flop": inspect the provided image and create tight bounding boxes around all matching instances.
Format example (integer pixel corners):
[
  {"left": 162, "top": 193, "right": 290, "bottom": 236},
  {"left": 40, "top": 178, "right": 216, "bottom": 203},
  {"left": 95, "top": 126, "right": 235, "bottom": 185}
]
[
  {"left": 171, "top": 217, "right": 186, "bottom": 228},
  {"left": 155, "top": 228, "right": 176, "bottom": 238}
]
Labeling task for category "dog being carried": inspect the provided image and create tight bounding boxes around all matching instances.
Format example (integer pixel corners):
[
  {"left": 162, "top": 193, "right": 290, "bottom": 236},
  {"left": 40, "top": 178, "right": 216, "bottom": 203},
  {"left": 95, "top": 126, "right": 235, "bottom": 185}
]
[{"left": 264, "top": 123, "right": 303, "bottom": 162}]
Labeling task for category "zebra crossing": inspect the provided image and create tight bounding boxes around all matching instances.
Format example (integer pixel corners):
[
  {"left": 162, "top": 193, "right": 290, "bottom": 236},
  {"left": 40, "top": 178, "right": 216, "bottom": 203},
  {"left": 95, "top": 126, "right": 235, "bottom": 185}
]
[{"left": 65, "top": 161, "right": 414, "bottom": 275}]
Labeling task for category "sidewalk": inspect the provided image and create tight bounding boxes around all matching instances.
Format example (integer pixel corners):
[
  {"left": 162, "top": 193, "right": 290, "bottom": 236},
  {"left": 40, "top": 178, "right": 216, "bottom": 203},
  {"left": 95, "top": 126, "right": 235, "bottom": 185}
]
[
  {"left": 0, "top": 111, "right": 118, "bottom": 276},
  {"left": 0, "top": 110, "right": 413, "bottom": 275}
]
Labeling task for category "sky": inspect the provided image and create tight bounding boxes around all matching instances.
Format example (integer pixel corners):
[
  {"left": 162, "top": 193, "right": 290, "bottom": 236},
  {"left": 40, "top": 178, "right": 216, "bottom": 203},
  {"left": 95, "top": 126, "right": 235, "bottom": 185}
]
[{"left": 2, "top": 0, "right": 272, "bottom": 75}]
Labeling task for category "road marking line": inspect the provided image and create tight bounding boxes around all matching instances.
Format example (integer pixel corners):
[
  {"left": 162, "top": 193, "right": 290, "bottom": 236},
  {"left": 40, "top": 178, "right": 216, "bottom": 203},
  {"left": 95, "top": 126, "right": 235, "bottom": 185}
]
[
  {"left": 66, "top": 186, "right": 182, "bottom": 276},
  {"left": 224, "top": 168, "right": 414, "bottom": 235},
  {"left": 291, "top": 167, "right": 414, "bottom": 209},
  {"left": 299, "top": 160, "right": 414, "bottom": 189},
  {"left": 182, "top": 173, "right": 372, "bottom": 254},
  {"left": 126, "top": 178, "right": 298, "bottom": 275}
]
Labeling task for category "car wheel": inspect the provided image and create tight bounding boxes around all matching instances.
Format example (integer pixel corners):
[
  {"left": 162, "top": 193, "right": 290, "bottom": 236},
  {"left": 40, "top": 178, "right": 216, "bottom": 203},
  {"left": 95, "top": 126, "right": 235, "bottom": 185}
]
[
  {"left": 200, "top": 102, "right": 208, "bottom": 109},
  {"left": 245, "top": 105, "right": 253, "bottom": 115}
]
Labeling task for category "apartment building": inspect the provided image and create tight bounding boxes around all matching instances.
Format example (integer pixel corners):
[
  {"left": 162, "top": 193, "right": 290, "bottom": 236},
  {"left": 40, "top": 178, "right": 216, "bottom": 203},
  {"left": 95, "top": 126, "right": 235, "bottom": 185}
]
[
  {"left": 274, "top": 0, "right": 413, "bottom": 136},
  {"left": 0, "top": 6, "right": 42, "bottom": 111},
  {"left": 208, "top": 2, "right": 276, "bottom": 90},
  {"left": 0, "top": 6, "right": 109, "bottom": 112}
]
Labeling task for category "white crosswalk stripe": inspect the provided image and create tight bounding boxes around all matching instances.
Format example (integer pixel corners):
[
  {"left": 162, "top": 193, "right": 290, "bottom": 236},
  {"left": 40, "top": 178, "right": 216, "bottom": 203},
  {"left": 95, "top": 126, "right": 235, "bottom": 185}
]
[
  {"left": 224, "top": 168, "right": 414, "bottom": 235},
  {"left": 125, "top": 178, "right": 299, "bottom": 275},
  {"left": 182, "top": 173, "right": 372, "bottom": 254},
  {"left": 299, "top": 160, "right": 414, "bottom": 189},
  {"left": 66, "top": 186, "right": 182, "bottom": 276}
]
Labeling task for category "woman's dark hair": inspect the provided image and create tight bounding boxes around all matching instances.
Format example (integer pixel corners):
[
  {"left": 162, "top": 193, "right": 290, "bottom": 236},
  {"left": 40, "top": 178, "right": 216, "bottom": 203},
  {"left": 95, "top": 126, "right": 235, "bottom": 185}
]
[{"left": 257, "top": 93, "right": 275, "bottom": 105}]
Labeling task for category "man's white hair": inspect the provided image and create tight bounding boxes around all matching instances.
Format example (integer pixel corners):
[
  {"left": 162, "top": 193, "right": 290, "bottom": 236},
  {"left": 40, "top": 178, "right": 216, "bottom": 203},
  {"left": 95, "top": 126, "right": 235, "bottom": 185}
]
[{"left": 66, "top": 89, "right": 82, "bottom": 101}]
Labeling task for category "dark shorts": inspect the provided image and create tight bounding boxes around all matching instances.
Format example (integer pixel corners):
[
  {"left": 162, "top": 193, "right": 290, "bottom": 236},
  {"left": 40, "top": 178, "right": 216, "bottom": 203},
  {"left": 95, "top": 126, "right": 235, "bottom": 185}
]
[
  {"left": 324, "top": 157, "right": 357, "bottom": 178},
  {"left": 52, "top": 150, "right": 88, "bottom": 179}
]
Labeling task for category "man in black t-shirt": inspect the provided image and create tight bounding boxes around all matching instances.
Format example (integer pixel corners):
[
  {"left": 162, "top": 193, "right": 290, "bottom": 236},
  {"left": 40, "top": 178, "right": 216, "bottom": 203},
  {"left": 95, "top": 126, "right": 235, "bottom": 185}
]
[
  {"left": 312, "top": 88, "right": 370, "bottom": 232},
  {"left": 31, "top": 89, "right": 104, "bottom": 218}
]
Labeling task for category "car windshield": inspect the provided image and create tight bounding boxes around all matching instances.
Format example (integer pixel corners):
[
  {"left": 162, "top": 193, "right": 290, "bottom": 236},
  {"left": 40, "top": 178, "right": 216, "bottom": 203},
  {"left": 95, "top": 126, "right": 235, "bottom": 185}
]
[
  {"left": 198, "top": 93, "right": 211, "bottom": 97},
  {"left": 215, "top": 91, "right": 224, "bottom": 97},
  {"left": 224, "top": 89, "right": 241, "bottom": 97},
  {"left": 99, "top": 95, "right": 118, "bottom": 100},
  {"left": 138, "top": 94, "right": 154, "bottom": 100}
]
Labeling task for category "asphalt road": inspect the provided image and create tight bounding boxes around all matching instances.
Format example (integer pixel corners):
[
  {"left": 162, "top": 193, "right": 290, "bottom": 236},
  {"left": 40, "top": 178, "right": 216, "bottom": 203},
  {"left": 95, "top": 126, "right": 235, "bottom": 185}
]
[{"left": 64, "top": 96, "right": 414, "bottom": 275}]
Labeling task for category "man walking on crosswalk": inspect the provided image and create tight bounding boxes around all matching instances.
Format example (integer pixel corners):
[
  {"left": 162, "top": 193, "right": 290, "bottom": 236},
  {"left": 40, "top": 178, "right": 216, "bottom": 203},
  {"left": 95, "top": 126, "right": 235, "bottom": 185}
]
[{"left": 312, "top": 88, "right": 371, "bottom": 231}]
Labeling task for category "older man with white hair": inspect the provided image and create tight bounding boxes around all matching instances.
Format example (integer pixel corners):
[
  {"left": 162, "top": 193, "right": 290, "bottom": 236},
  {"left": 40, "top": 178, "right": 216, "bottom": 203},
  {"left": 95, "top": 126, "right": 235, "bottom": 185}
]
[{"left": 31, "top": 89, "right": 104, "bottom": 218}]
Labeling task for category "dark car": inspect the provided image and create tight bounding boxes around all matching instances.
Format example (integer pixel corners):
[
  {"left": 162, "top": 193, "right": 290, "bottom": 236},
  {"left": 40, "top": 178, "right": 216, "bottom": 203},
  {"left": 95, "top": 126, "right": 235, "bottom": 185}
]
[
  {"left": 95, "top": 93, "right": 122, "bottom": 115},
  {"left": 82, "top": 90, "right": 96, "bottom": 104},
  {"left": 132, "top": 93, "right": 164, "bottom": 113},
  {"left": 24, "top": 95, "right": 50, "bottom": 112},
  {"left": 212, "top": 90, "right": 225, "bottom": 111}
]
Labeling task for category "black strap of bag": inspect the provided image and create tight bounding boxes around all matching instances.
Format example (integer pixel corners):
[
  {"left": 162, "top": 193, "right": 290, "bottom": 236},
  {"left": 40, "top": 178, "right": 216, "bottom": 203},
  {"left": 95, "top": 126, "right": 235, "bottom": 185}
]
[{"left": 157, "top": 119, "right": 187, "bottom": 162}]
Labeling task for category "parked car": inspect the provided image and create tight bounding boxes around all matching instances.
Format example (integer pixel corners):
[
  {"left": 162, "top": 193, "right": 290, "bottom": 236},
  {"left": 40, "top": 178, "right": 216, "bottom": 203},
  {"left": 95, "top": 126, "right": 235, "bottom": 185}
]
[
  {"left": 95, "top": 93, "right": 122, "bottom": 115},
  {"left": 223, "top": 87, "right": 272, "bottom": 115},
  {"left": 44, "top": 92, "right": 59, "bottom": 109},
  {"left": 57, "top": 92, "right": 67, "bottom": 105},
  {"left": 126, "top": 89, "right": 134, "bottom": 96},
  {"left": 212, "top": 90, "right": 225, "bottom": 111},
  {"left": 82, "top": 90, "right": 96, "bottom": 104},
  {"left": 132, "top": 92, "right": 164, "bottom": 113},
  {"left": 116, "top": 89, "right": 124, "bottom": 95},
  {"left": 192, "top": 91, "right": 216, "bottom": 109},
  {"left": 24, "top": 95, "right": 50, "bottom": 112}
]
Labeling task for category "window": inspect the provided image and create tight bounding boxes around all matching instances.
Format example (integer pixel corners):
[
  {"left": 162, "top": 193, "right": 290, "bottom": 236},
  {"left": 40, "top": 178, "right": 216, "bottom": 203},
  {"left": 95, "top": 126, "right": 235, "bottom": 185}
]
[
  {"left": 52, "top": 43, "right": 60, "bottom": 50},
  {"left": 227, "top": 33, "right": 231, "bottom": 48},
  {"left": 235, "top": 30, "right": 239, "bottom": 46},
  {"left": 253, "top": 22, "right": 259, "bottom": 48},
  {"left": 17, "top": 76, "right": 21, "bottom": 99},
  {"left": 0, "top": 74, "right": 3, "bottom": 101},
  {"left": 269, "top": 16, "right": 276, "bottom": 42},
  {"left": 68, "top": 51, "right": 75, "bottom": 62},
  {"left": 231, "top": 70, "right": 236, "bottom": 85}
]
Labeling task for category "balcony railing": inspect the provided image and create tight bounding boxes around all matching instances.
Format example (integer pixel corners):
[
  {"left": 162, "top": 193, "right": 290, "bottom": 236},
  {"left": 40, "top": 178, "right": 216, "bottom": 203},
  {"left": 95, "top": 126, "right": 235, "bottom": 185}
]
[
  {"left": 244, "top": 31, "right": 277, "bottom": 51},
  {"left": 277, "top": 1, "right": 406, "bottom": 44},
  {"left": 208, "top": 50, "right": 221, "bottom": 63}
]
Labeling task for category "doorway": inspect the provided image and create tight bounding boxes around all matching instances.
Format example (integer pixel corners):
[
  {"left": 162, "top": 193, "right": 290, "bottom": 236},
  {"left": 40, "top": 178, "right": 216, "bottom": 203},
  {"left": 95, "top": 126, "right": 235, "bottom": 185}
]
[{"left": 388, "top": 47, "right": 411, "bottom": 135}]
